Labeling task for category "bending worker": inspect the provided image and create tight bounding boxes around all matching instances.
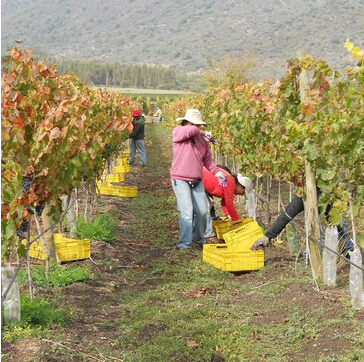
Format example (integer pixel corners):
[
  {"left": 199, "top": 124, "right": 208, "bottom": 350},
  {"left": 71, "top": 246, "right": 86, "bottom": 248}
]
[
  {"left": 252, "top": 194, "right": 304, "bottom": 249},
  {"left": 202, "top": 166, "right": 253, "bottom": 240},
  {"left": 252, "top": 194, "right": 354, "bottom": 256}
]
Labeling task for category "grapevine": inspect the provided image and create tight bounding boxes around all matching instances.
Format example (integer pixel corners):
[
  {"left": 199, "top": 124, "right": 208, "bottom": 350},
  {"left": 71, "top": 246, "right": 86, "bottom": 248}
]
[{"left": 1, "top": 48, "right": 136, "bottom": 258}]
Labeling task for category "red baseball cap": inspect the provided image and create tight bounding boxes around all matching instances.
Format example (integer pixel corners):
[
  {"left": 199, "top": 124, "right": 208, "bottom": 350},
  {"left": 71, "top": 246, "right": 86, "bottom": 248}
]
[{"left": 132, "top": 109, "right": 141, "bottom": 117}]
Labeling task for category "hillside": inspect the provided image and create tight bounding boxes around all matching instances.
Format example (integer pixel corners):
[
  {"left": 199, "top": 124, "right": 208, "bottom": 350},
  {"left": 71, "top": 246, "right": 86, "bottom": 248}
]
[{"left": 2, "top": 0, "right": 364, "bottom": 79}]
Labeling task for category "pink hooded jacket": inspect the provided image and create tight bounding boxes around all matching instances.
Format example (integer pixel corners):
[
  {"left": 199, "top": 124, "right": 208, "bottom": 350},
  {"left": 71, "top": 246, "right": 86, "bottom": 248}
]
[{"left": 170, "top": 125, "right": 219, "bottom": 181}]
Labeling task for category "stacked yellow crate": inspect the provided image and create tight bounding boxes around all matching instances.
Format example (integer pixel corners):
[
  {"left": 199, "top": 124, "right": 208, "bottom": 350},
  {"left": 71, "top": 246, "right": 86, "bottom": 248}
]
[
  {"left": 223, "top": 220, "right": 264, "bottom": 247},
  {"left": 212, "top": 217, "right": 254, "bottom": 239},
  {"left": 97, "top": 153, "right": 137, "bottom": 198},
  {"left": 112, "top": 164, "right": 131, "bottom": 173},
  {"left": 96, "top": 182, "right": 137, "bottom": 197},
  {"left": 203, "top": 218, "right": 264, "bottom": 272},
  {"left": 100, "top": 172, "right": 125, "bottom": 183}
]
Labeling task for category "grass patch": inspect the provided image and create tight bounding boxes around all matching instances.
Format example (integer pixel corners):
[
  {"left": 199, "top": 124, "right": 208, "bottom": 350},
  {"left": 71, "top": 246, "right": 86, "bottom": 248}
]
[
  {"left": 106, "top": 240, "right": 361, "bottom": 361},
  {"left": 17, "top": 264, "right": 93, "bottom": 288},
  {"left": 2, "top": 294, "right": 69, "bottom": 343},
  {"left": 112, "top": 255, "right": 274, "bottom": 361},
  {"left": 76, "top": 213, "right": 118, "bottom": 242},
  {"left": 128, "top": 190, "right": 178, "bottom": 246}
]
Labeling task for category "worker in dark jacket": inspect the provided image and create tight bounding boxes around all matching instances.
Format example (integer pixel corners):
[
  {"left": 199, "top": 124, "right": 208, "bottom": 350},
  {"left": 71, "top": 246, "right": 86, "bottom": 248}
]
[
  {"left": 251, "top": 193, "right": 354, "bottom": 256},
  {"left": 127, "top": 109, "right": 146, "bottom": 166}
]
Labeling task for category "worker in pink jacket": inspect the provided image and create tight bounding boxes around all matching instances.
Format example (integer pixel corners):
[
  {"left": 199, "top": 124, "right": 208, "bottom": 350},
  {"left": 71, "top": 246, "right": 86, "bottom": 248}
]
[{"left": 170, "top": 109, "right": 226, "bottom": 250}]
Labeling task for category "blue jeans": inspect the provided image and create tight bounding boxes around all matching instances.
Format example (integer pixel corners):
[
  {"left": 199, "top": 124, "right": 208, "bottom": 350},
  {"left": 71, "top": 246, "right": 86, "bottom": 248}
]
[
  {"left": 129, "top": 139, "right": 146, "bottom": 165},
  {"left": 204, "top": 194, "right": 215, "bottom": 238},
  {"left": 171, "top": 179, "right": 209, "bottom": 249}
]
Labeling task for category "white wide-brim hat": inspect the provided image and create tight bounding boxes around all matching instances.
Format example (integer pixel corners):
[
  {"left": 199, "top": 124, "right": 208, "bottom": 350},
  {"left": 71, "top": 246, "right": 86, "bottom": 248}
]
[
  {"left": 176, "top": 109, "right": 206, "bottom": 125},
  {"left": 237, "top": 174, "right": 253, "bottom": 194}
]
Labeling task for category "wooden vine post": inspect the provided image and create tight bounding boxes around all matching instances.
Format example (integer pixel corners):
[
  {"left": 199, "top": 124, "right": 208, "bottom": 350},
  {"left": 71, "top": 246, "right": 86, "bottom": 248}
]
[
  {"left": 266, "top": 176, "right": 271, "bottom": 225},
  {"left": 41, "top": 204, "right": 58, "bottom": 264},
  {"left": 298, "top": 49, "right": 322, "bottom": 279},
  {"left": 62, "top": 194, "right": 77, "bottom": 238}
]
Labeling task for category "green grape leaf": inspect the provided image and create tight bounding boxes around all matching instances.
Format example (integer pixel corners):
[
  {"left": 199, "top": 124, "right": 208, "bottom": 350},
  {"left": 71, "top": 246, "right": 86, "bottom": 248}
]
[
  {"left": 17, "top": 242, "right": 27, "bottom": 258},
  {"left": 320, "top": 170, "right": 336, "bottom": 181},
  {"left": 357, "top": 235, "right": 364, "bottom": 248},
  {"left": 329, "top": 207, "right": 343, "bottom": 226}
]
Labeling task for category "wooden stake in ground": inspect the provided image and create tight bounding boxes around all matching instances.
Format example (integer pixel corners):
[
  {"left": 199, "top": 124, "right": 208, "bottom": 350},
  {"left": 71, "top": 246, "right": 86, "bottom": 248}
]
[
  {"left": 62, "top": 194, "right": 77, "bottom": 238},
  {"left": 256, "top": 177, "right": 260, "bottom": 221},
  {"left": 266, "top": 175, "right": 271, "bottom": 225},
  {"left": 298, "top": 49, "right": 322, "bottom": 279},
  {"left": 304, "top": 162, "right": 322, "bottom": 280},
  {"left": 41, "top": 204, "right": 58, "bottom": 264}
]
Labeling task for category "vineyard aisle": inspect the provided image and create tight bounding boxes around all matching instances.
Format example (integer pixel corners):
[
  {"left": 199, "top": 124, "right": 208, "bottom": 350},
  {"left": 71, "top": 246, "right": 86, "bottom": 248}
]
[{"left": 6, "top": 124, "right": 364, "bottom": 362}]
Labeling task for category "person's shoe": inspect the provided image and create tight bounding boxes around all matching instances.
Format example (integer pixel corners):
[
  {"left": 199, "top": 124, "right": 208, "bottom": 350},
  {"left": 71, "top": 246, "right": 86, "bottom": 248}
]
[
  {"left": 192, "top": 241, "right": 204, "bottom": 250},
  {"left": 205, "top": 236, "right": 220, "bottom": 244},
  {"left": 127, "top": 161, "right": 133, "bottom": 165},
  {"left": 174, "top": 245, "right": 192, "bottom": 251}
]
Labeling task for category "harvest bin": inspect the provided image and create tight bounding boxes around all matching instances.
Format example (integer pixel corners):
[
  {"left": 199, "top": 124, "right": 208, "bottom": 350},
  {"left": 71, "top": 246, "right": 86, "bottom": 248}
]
[
  {"left": 203, "top": 244, "right": 264, "bottom": 272},
  {"left": 23, "top": 234, "right": 90, "bottom": 262},
  {"left": 212, "top": 217, "right": 254, "bottom": 239},
  {"left": 113, "top": 164, "right": 131, "bottom": 173},
  {"left": 223, "top": 220, "right": 264, "bottom": 247},
  {"left": 96, "top": 182, "right": 137, "bottom": 197},
  {"left": 204, "top": 217, "right": 265, "bottom": 272},
  {"left": 116, "top": 157, "right": 129, "bottom": 167},
  {"left": 100, "top": 172, "right": 125, "bottom": 183}
]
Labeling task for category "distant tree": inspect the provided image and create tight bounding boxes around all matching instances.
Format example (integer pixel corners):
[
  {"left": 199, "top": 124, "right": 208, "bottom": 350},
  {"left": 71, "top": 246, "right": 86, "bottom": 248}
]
[
  {"left": 203, "top": 53, "right": 256, "bottom": 88},
  {"left": 54, "top": 59, "right": 181, "bottom": 89}
]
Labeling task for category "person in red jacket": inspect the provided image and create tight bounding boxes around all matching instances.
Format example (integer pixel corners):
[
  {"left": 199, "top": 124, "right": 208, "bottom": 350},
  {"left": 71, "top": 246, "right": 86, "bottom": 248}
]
[{"left": 202, "top": 167, "right": 253, "bottom": 240}]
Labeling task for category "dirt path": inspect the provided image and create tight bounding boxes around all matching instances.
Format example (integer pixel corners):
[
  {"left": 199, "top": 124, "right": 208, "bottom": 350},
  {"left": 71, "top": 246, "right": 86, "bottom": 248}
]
[{"left": 5, "top": 123, "right": 364, "bottom": 362}]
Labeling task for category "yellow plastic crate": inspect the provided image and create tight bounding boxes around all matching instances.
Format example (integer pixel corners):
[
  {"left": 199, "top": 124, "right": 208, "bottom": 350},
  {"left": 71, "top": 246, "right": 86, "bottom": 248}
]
[
  {"left": 116, "top": 158, "right": 128, "bottom": 167},
  {"left": 21, "top": 235, "right": 48, "bottom": 260},
  {"left": 212, "top": 217, "right": 254, "bottom": 239},
  {"left": 54, "top": 234, "right": 90, "bottom": 262},
  {"left": 22, "top": 234, "right": 90, "bottom": 262},
  {"left": 23, "top": 241, "right": 45, "bottom": 260},
  {"left": 212, "top": 217, "right": 231, "bottom": 239},
  {"left": 113, "top": 164, "right": 131, "bottom": 173},
  {"left": 223, "top": 221, "right": 264, "bottom": 249},
  {"left": 225, "top": 229, "right": 265, "bottom": 251},
  {"left": 203, "top": 244, "right": 264, "bottom": 272},
  {"left": 100, "top": 172, "right": 125, "bottom": 183},
  {"left": 97, "top": 182, "right": 137, "bottom": 197}
]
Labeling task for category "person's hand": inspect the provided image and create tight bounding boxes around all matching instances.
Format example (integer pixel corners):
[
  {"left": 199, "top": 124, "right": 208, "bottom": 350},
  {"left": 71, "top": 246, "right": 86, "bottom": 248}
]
[
  {"left": 251, "top": 236, "right": 270, "bottom": 250},
  {"left": 215, "top": 171, "right": 227, "bottom": 187},
  {"left": 202, "top": 131, "right": 217, "bottom": 144},
  {"left": 204, "top": 131, "right": 213, "bottom": 139}
]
